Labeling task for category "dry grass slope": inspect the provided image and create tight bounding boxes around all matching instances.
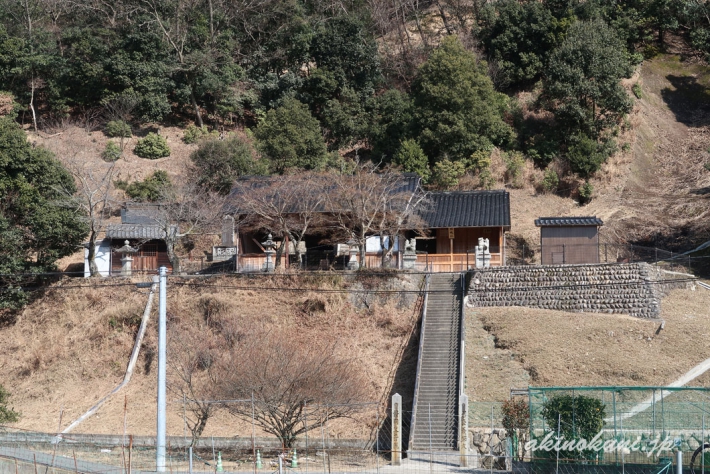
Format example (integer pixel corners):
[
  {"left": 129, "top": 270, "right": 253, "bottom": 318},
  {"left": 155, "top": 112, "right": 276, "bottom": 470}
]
[
  {"left": 0, "top": 273, "right": 422, "bottom": 437},
  {"left": 465, "top": 286, "right": 710, "bottom": 401}
]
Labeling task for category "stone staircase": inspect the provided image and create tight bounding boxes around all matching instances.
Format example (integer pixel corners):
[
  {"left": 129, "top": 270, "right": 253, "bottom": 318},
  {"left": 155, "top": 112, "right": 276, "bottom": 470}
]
[{"left": 409, "top": 273, "right": 462, "bottom": 452}]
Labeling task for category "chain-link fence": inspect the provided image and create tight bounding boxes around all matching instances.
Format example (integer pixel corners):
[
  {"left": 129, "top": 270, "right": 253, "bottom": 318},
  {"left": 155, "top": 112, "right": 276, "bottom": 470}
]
[{"left": 524, "top": 387, "right": 710, "bottom": 474}]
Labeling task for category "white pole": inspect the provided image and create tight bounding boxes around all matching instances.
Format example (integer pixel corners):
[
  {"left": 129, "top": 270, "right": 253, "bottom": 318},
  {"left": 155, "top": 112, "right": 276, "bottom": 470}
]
[
  {"left": 156, "top": 266, "right": 167, "bottom": 472},
  {"left": 677, "top": 449, "right": 683, "bottom": 474}
]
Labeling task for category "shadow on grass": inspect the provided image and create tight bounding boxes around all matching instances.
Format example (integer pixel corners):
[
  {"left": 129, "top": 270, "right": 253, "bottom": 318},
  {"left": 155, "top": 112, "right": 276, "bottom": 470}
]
[{"left": 660, "top": 75, "right": 710, "bottom": 126}]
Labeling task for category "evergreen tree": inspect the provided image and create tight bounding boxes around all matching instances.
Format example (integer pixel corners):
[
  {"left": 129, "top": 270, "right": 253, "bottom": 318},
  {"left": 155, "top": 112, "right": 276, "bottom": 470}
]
[
  {"left": 0, "top": 117, "right": 88, "bottom": 309},
  {"left": 254, "top": 98, "right": 328, "bottom": 174},
  {"left": 412, "top": 36, "right": 514, "bottom": 165}
]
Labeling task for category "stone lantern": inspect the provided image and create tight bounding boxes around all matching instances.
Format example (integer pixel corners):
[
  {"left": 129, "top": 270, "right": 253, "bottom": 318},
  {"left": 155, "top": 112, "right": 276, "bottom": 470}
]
[
  {"left": 117, "top": 240, "right": 137, "bottom": 276},
  {"left": 262, "top": 233, "right": 276, "bottom": 272}
]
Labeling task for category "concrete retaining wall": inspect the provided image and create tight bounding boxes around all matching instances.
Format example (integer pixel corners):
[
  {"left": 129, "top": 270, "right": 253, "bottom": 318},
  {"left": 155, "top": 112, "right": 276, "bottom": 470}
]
[{"left": 466, "top": 263, "right": 667, "bottom": 319}]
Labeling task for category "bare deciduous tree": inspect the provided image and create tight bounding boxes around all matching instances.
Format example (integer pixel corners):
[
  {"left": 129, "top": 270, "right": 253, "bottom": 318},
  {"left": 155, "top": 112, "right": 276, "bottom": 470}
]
[
  {"left": 327, "top": 163, "right": 425, "bottom": 268},
  {"left": 233, "top": 173, "right": 327, "bottom": 269},
  {"left": 216, "top": 332, "right": 370, "bottom": 447},
  {"left": 57, "top": 157, "right": 116, "bottom": 276},
  {"left": 146, "top": 183, "right": 226, "bottom": 274},
  {"left": 168, "top": 319, "right": 222, "bottom": 445}
]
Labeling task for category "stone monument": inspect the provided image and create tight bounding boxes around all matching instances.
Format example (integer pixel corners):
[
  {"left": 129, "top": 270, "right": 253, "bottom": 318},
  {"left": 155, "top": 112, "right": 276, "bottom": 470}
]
[
  {"left": 213, "top": 215, "right": 237, "bottom": 262},
  {"left": 391, "top": 393, "right": 402, "bottom": 466},
  {"left": 346, "top": 240, "right": 359, "bottom": 270}
]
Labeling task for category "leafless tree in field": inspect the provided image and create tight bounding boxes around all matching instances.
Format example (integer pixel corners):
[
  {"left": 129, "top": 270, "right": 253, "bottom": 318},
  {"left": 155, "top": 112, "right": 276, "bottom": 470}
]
[
  {"left": 216, "top": 331, "right": 370, "bottom": 447},
  {"left": 168, "top": 319, "right": 223, "bottom": 445}
]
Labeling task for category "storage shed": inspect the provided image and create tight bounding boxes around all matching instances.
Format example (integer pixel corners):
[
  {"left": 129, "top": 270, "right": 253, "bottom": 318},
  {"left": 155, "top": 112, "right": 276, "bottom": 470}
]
[{"left": 534, "top": 216, "right": 604, "bottom": 265}]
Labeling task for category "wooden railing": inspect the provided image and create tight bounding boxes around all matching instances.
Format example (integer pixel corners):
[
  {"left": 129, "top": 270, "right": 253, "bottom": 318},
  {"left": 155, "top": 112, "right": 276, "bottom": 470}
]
[{"left": 416, "top": 253, "right": 502, "bottom": 272}]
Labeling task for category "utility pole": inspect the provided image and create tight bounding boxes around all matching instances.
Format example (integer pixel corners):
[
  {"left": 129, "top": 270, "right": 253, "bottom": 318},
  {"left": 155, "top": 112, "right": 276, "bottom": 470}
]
[{"left": 157, "top": 266, "right": 167, "bottom": 472}]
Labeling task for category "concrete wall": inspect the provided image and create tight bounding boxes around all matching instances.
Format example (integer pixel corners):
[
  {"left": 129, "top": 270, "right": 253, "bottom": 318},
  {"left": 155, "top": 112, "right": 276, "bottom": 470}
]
[{"left": 466, "top": 263, "right": 666, "bottom": 319}]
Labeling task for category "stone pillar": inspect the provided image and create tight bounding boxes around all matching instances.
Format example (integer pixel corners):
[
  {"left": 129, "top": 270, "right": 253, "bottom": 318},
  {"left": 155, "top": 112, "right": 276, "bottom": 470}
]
[
  {"left": 391, "top": 393, "right": 402, "bottom": 466},
  {"left": 459, "top": 394, "right": 469, "bottom": 467},
  {"left": 221, "top": 215, "right": 235, "bottom": 246}
]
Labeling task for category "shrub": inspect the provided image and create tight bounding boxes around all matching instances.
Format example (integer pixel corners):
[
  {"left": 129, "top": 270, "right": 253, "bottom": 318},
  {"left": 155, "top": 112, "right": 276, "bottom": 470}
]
[
  {"left": 105, "top": 120, "right": 132, "bottom": 138},
  {"left": 0, "top": 384, "right": 19, "bottom": 423},
  {"left": 393, "top": 139, "right": 430, "bottom": 182},
  {"left": 541, "top": 394, "right": 605, "bottom": 460},
  {"left": 134, "top": 132, "right": 170, "bottom": 159},
  {"left": 567, "top": 134, "right": 605, "bottom": 178},
  {"left": 502, "top": 398, "right": 530, "bottom": 460},
  {"left": 431, "top": 159, "right": 466, "bottom": 189},
  {"left": 541, "top": 168, "right": 559, "bottom": 193},
  {"left": 115, "top": 170, "right": 172, "bottom": 202},
  {"left": 101, "top": 141, "right": 122, "bottom": 162},
  {"left": 470, "top": 150, "right": 494, "bottom": 189},
  {"left": 704, "top": 163, "right": 710, "bottom": 171},
  {"left": 579, "top": 181, "right": 594, "bottom": 204},
  {"left": 190, "top": 135, "right": 267, "bottom": 194},
  {"left": 479, "top": 168, "right": 495, "bottom": 189},
  {"left": 632, "top": 83, "right": 643, "bottom": 99},
  {"left": 183, "top": 125, "right": 213, "bottom": 144},
  {"left": 469, "top": 150, "right": 492, "bottom": 171},
  {"left": 504, "top": 151, "right": 525, "bottom": 188}
]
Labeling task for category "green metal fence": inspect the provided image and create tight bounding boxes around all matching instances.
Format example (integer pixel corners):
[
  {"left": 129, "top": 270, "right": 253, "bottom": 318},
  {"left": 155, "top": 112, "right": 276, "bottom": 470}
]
[{"left": 528, "top": 386, "right": 710, "bottom": 469}]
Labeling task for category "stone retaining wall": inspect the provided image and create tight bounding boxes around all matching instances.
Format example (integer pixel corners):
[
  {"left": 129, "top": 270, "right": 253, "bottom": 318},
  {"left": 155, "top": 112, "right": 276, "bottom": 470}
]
[{"left": 465, "top": 263, "right": 666, "bottom": 319}]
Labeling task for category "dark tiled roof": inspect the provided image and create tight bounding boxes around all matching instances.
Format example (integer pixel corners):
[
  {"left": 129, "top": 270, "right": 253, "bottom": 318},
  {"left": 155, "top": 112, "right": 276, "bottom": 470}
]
[
  {"left": 535, "top": 216, "right": 604, "bottom": 227},
  {"left": 106, "top": 224, "right": 176, "bottom": 240},
  {"left": 419, "top": 190, "right": 510, "bottom": 229}
]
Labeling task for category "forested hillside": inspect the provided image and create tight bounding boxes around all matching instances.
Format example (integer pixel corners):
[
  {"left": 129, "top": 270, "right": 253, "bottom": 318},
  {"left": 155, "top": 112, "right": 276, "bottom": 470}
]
[{"left": 1, "top": 0, "right": 708, "bottom": 193}]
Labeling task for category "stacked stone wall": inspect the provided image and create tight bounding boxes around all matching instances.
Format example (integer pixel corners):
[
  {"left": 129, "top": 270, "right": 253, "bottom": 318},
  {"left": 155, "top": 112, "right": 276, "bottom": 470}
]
[{"left": 466, "top": 263, "right": 664, "bottom": 319}]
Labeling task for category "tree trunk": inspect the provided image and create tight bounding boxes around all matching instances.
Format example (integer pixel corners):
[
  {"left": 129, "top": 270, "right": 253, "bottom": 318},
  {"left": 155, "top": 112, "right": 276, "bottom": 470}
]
[
  {"left": 190, "top": 86, "right": 203, "bottom": 127},
  {"left": 274, "top": 238, "right": 286, "bottom": 269},
  {"left": 29, "top": 75, "right": 38, "bottom": 132},
  {"left": 87, "top": 230, "right": 100, "bottom": 277},
  {"left": 435, "top": 0, "right": 454, "bottom": 35},
  {"left": 167, "top": 240, "right": 181, "bottom": 274}
]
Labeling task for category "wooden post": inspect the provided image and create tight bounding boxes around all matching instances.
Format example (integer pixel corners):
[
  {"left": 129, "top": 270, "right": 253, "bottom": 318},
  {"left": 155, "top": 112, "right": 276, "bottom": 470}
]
[{"left": 391, "top": 393, "right": 402, "bottom": 466}]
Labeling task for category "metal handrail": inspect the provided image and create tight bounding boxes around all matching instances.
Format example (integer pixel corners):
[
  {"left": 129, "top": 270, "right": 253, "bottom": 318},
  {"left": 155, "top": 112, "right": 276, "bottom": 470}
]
[
  {"left": 408, "top": 272, "right": 431, "bottom": 451},
  {"left": 457, "top": 272, "right": 467, "bottom": 450}
]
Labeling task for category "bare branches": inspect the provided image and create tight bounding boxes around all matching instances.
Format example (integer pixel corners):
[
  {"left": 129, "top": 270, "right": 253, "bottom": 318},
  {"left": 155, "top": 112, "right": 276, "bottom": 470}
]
[
  {"left": 233, "top": 173, "right": 328, "bottom": 268},
  {"left": 55, "top": 156, "right": 117, "bottom": 276},
  {"left": 216, "top": 331, "right": 369, "bottom": 447},
  {"left": 141, "top": 182, "right": 227, "bottom": 273},
  {"left": 327, "top": 163, "right": 426, "bottom": 268}
]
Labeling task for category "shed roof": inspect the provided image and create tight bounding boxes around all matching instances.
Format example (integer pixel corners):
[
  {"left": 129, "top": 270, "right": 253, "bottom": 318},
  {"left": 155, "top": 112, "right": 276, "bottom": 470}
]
[
  {"left": 535, "top": 216, "right": 604, "bottom": 227},
  {"left": 106, "top": 224, "right": 176, "bottom": 240},
  {"left": 419, "top": 190, "right": 510, "bottom": 229}
]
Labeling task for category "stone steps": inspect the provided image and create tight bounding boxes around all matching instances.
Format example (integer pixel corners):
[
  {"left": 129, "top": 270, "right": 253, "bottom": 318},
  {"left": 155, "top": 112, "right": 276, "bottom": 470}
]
[{"left": 410, "top": 273, "right": 462, "bottom": 451}]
